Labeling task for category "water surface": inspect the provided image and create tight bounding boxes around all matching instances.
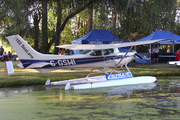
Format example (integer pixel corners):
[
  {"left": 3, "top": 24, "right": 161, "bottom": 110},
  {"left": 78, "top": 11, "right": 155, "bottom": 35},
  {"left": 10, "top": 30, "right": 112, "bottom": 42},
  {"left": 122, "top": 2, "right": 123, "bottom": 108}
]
[{"left": 0, "top": 81, "right": 180, "bottom": 120}]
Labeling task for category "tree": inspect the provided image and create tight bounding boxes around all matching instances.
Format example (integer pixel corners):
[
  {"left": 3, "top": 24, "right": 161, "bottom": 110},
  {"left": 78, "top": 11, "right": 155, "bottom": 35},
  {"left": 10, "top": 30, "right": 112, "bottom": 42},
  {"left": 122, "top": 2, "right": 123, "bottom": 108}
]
[
  {"left": 113, "top": 0, "right": 177, "bottom": 40},
  {"left": 32, "top": 1, "right": 41, "bottom": 51},
  {"left": 0, "top": 0, "right": 100, "bottom": 54},
  {"left": 0, "top": 0, "right": 31, "bottom": 36},
  {"left": 0, "top": 0, "right": 177, "bottom": 54},
  {"left": 88, "top": 5, "right": 93, "bottom": 32},
  {"left": 53, "top": 0, "right": 99, "bottom": 54},
  {"left": 111, "top": 9, "right": 116, "bottom": 33},
  {"left": 41, "top": 0, "right": 48, "bottom": 53}
]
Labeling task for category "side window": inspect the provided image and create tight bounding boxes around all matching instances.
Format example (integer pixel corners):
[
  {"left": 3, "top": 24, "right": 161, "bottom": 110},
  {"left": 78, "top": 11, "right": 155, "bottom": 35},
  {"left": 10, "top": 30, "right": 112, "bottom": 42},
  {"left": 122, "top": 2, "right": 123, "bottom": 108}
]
[
  {"left": 115, "top": 48, "right": 119, "bottom": 53},
  {"left": 103, "top": 49, "right": 114, "bottom": 55},
  {"left": 90, "top": 50, "right": 102, "bottom": 56},
  {"left": 118, "top": 48, "right": 121, "bottom": 52}
]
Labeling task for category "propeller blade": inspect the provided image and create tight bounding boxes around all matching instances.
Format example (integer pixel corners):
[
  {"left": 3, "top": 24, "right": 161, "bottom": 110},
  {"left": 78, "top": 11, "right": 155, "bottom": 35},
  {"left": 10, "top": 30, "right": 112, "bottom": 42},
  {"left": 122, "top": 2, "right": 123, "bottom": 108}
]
[{"left": 135, "top": 53, "right": 143, "bottom": 59}]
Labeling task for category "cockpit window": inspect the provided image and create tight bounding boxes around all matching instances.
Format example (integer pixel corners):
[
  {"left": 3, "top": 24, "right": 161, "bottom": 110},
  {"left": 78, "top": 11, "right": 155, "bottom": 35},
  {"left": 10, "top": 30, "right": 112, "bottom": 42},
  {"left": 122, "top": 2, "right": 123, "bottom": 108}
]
[
  {"left": 78, "top": 50, "right": 91, "bottom": 54},
  {"left": 90, "top": 50, "right": 102, "bottom": 56},
  {"left": 103, "top": 49, "right": 114, "bottom": 55},
  {"left": 115, "top": 48, "right": 119, "bottom": 53},
  {"left": 118, "top": 48, "right": 132, "bottom": 52}
]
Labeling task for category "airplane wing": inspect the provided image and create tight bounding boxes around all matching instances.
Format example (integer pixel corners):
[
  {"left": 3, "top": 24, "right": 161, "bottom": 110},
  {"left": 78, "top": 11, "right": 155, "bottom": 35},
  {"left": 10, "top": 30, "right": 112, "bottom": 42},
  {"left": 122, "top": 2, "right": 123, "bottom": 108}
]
[{"left": 56, "top": 39, "right": 171, "bottom": 50}]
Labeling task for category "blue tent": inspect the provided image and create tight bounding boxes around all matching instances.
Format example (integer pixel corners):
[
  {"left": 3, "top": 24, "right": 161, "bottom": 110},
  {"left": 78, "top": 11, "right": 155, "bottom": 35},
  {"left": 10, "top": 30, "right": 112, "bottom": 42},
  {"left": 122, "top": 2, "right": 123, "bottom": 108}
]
[
  {"left": 72, "top": 30, "right": 122, "bottom": 45},
  {"left": 135, "top": 30, "right": 180, "bottom": 64},
  {"left": 72, "top": 30, "right": 125, "bottom": 54},
  {"left": 136, "top": 30, "right": 180, "bottom": 44}
]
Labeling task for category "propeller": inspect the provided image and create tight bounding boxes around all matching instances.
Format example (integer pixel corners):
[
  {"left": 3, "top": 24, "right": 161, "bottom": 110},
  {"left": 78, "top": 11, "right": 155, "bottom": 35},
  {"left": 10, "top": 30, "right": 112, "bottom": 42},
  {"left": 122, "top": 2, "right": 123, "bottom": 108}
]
[{"left": 135, "top": 53, "right": 143, "bottom": 59}]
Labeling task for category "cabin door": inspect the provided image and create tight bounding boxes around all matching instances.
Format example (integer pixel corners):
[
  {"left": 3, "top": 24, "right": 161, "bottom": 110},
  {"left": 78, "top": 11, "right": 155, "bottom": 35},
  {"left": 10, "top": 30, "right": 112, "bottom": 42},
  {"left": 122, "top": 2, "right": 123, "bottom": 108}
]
[
  {"left": 103, "top": 49, "right": 116, "bottom": 67},
  {"left": 90, "top": 50, "right": 104, "bottom": 67}
]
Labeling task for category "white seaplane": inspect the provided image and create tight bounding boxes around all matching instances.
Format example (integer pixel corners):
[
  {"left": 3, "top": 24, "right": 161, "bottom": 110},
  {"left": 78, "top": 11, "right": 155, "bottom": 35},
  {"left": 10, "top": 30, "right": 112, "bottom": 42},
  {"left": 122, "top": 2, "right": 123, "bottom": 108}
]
[
  {"left": 6, "top": 35, "right": 166, "bottom": 90},
  {"left": 168, "top": 61, "right": 180, "bottom": 66}
]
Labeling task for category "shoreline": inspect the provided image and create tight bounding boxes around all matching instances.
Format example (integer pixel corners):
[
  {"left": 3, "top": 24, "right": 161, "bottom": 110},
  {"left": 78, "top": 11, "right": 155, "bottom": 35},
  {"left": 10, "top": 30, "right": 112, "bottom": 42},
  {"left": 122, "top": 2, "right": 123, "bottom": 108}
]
[{"left": 0, "top": 61, "right": 180, "bottom": 88}]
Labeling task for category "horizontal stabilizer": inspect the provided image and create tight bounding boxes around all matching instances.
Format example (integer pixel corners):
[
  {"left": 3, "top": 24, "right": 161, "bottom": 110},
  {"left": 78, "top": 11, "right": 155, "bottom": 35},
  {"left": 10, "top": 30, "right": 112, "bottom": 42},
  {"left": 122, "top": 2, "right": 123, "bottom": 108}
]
[
  {"left": 17, "top": 63, "right": 24, "bottom": 68},
  {"left": 35, "top": 68, "right": 57, "bottom": 73},
  {"left": 26, "top": 62, "right": 50, "bottom": 69}
]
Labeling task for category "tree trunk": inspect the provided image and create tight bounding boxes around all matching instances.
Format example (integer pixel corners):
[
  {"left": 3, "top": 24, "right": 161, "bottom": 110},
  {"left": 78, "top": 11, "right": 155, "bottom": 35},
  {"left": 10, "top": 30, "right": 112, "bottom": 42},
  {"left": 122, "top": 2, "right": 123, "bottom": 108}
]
[
  {"left": 76, "top": 15, "right": 80, "bottom": 38},
  {"left": 41, "top": 0, "right": 48, "bottom": 53},
  {"left": 54, "top": 1, "right": 62, "bottom": 54},
  {"left": 88, "top": 5, "right": 93, "bottom": 32},
  {"left": 33, "top": 13, "right": 40, "bottom": 51},
  {"left": 112, "top": 10, "right": 116, "bottom": 33}
]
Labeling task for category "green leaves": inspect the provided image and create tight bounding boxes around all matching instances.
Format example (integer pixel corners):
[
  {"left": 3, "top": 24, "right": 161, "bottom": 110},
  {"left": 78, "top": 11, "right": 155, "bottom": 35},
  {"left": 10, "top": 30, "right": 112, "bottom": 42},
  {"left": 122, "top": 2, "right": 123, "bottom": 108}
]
[{"left": 0, "top": 0, "right": 177, "bottom": 53}]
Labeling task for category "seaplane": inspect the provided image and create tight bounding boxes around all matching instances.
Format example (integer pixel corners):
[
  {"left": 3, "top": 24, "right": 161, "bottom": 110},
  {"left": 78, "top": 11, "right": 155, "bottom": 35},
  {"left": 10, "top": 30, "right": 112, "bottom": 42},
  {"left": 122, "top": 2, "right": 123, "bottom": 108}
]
[
  {"left": 168, "top": 61, "right": 180, "bottom": 66},
  {"left": 6, "top": 35, "right": 167, "bottom": 90}
]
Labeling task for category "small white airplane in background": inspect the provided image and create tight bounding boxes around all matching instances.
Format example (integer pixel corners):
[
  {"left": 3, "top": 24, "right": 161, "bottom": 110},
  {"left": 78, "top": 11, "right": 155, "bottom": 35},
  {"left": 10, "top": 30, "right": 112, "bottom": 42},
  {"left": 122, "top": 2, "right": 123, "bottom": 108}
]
[
  {"left": 6, "top": 35, "right": 165, "bottom": 90},
  {"left": 168, "top": 61, "right": 180, "bottom": 66}
]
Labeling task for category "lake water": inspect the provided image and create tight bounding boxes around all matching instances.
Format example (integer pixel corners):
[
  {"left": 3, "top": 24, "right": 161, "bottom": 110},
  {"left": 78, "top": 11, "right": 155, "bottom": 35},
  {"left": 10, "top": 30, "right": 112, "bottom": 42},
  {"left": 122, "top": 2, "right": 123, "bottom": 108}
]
[{"left": 0, "top": 81, "right": 180, "bottom": 120}]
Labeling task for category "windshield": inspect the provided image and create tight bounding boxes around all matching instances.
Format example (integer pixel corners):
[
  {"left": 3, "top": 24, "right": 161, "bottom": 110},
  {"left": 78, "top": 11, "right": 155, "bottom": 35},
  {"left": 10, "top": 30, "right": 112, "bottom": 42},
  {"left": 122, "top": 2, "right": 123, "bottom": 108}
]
[
  {"left": 78, "top": 50, "right": 91, "bottom": 54},
  {"left": 90, "top": 50, "right": 102, "bottom": 56},
  {"left": 103, "top": 49, "right": 114, "bottom": 55}
]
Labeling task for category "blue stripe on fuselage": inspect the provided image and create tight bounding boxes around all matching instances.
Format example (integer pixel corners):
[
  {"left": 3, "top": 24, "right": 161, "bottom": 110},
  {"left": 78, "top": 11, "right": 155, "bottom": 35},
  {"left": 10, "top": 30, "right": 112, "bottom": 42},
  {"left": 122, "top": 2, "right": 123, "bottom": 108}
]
[{"left": 20, "top": 55, "right": 132, "bottom": 68}]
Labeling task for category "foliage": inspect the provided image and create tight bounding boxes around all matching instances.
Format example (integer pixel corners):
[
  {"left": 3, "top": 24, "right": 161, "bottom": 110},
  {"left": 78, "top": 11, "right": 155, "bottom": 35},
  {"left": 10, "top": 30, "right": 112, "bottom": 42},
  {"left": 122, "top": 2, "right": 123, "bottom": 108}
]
[
  {"left": 0, "top": 0, "right": 32, "bottom": 37},
  {"left": 0, "top": 0, "right": 178, "bottom": 54},
  {"left": 113, "top": 0, "right": 177, "bottom": 40}
]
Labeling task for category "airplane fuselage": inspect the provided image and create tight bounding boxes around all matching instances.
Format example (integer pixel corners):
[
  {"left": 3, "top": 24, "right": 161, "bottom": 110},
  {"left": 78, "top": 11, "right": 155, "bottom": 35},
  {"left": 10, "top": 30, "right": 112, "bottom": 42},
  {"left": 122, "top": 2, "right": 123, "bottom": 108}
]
[
  {"left": 20, "top": 48, "right": 135, "bottom": 72},
  {"left": 6, "top": 35, "right": 141, "bottom": 73}
]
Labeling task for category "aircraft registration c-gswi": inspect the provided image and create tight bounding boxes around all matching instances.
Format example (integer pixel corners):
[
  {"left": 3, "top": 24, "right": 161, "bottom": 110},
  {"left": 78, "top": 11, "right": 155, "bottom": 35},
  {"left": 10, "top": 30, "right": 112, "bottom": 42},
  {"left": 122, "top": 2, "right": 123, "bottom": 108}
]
[{"left": 6, "top": 35, "right": 167, "bottom": 90}]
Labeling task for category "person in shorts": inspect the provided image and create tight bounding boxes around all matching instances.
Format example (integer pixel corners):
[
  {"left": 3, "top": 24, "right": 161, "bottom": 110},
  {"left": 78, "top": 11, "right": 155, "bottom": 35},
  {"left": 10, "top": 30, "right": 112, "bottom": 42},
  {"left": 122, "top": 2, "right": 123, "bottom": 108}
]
[{"left": 153, "top": 45, "right": 159, "bottom": 63}]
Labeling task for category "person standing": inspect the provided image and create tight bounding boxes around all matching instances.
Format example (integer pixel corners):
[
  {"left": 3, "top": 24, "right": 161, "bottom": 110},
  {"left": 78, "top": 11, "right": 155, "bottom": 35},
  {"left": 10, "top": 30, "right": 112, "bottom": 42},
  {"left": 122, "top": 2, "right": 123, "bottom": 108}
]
[
  {"left": 149, "top": 46, "right": 154, "bottom": 63},
  {"left": 0, "top": 46, "right": 4, "bottom": 56},
  {"left": 153, "top": 45, "right": 159, "bottom": 63},
  {"left": 176, "top": 48, "right": 180, "bottom": 61}
]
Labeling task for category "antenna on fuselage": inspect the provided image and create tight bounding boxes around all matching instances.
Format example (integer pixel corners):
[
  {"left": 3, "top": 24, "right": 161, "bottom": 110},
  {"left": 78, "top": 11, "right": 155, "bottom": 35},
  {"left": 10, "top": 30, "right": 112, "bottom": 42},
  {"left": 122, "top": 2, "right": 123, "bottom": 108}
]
[
  {"left": 96, "top": 39, "right": 103, "bottom": 46},
  {"left": 87, "top": 39, "right": 103, "bottom": 51},
  {"left": 87, "top": 39, "right": 103, "bottom": 45}
]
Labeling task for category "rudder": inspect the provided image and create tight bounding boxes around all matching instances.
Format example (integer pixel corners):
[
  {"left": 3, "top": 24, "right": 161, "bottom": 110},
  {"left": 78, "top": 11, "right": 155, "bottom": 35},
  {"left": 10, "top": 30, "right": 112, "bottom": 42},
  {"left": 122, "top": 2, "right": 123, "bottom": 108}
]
[{"left": 6, "top": 35, "right": 43, "bottom": 60}]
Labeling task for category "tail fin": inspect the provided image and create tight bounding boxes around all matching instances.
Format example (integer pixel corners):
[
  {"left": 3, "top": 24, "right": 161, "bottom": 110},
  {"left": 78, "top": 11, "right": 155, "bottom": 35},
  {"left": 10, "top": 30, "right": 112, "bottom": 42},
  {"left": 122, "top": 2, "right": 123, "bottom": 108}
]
[
  {"left": 6, "top": 35, "right": 61, "bottom": 73},
  {"left": 6, "top": 35, "right": 43, "bottom": 60}
]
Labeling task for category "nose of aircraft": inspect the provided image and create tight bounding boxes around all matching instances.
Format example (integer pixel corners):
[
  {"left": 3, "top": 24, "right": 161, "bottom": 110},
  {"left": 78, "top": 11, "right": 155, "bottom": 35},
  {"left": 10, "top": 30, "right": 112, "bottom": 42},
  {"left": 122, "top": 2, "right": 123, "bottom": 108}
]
[{"left": 135, "top": 53, "right": 143, "bottom": 59}]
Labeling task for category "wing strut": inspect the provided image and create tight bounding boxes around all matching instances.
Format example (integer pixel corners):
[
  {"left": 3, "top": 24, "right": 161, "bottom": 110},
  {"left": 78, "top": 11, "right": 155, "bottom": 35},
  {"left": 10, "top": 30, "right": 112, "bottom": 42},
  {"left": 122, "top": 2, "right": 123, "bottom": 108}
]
[
  {"left": 85, "top": 68, "right": 107, "bottom": 82},
  {"left": 110, "top": 46, "right": 134, "bottom": 74}
]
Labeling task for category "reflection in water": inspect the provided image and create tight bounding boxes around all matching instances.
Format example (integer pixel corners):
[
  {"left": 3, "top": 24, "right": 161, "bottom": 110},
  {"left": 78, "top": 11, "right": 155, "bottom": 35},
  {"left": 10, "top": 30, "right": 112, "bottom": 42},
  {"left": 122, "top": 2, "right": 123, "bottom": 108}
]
[
  {"left": 0, "top": 85, "right": 45, "bottom": 97},
  {"left": 0, "top": 87, "right": 32, "bottom": 97},
  {"left": 0, "top": 81, "right": 180, "bottom": 119},
  {"left": 45, "top": 82, "right": 180, "bottom": 109}
]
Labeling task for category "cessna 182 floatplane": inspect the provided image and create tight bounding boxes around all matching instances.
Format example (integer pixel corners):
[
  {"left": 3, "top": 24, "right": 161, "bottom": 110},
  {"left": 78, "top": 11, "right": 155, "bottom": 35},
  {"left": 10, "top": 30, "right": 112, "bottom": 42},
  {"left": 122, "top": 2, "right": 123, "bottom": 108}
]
[{"left": 6, "top": 35, "right": 166, "bottom": 90}]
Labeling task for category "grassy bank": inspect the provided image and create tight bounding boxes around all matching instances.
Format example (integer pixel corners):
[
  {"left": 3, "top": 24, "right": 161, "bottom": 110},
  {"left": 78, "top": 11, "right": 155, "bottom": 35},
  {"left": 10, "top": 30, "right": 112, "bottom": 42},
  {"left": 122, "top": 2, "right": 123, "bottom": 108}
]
[{"left": 0, "top": 61, "right": 180, "bottom": 88}]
